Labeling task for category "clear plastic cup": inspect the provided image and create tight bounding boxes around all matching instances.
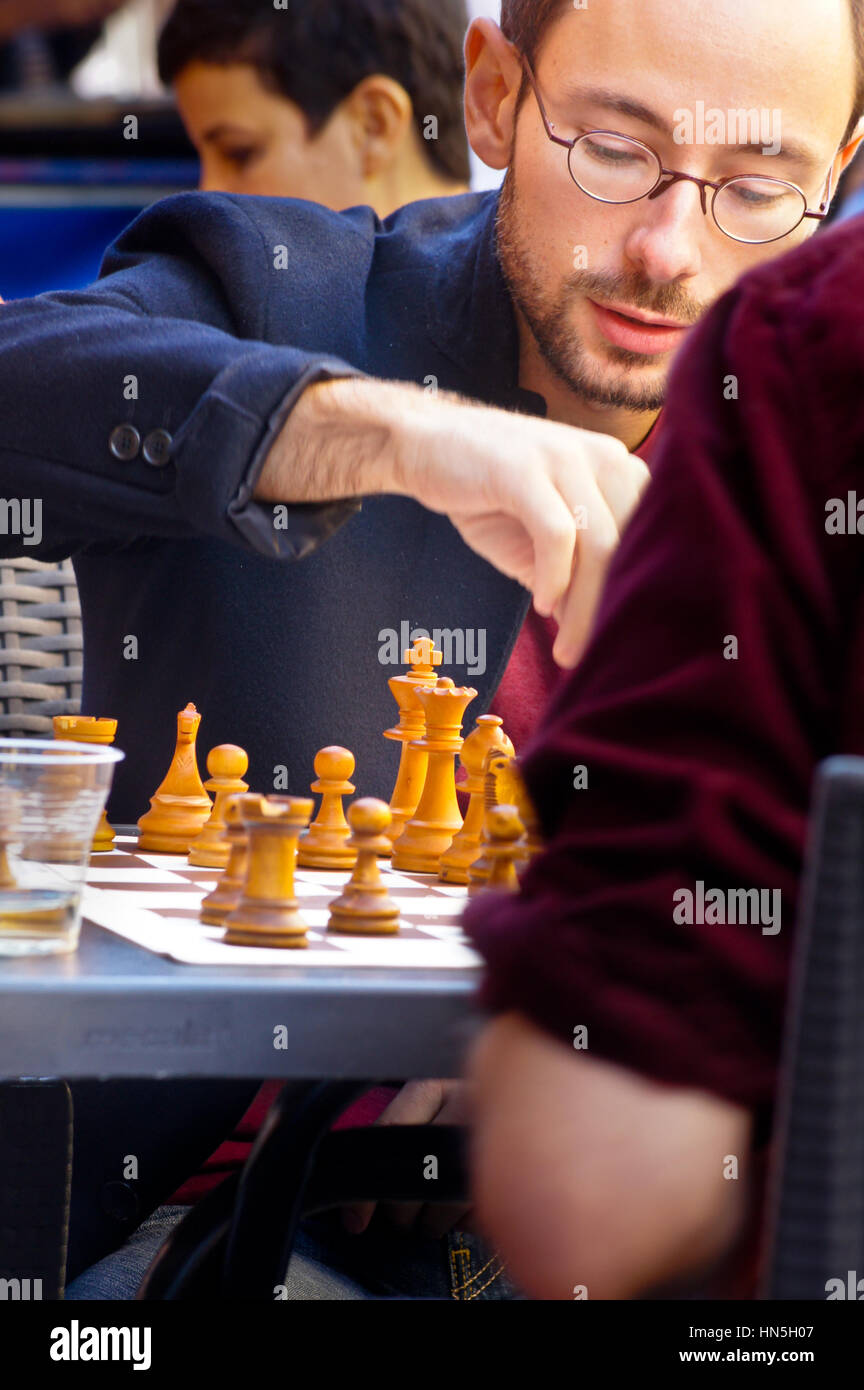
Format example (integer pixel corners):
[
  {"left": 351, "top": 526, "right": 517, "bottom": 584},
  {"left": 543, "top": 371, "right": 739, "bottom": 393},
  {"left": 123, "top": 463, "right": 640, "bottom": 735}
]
[{"left": 0, "top": 738, "right": 124, "bottom": 956}]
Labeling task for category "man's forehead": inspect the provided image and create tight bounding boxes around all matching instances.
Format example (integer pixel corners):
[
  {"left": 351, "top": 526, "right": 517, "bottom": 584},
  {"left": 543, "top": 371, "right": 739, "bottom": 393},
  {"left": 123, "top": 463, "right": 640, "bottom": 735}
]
[
  {"left": 539, "top": 0, "right": 856, "bottom": 154},
  {"left": 553, "top": 83, "right": 823, "bottom": 167}
]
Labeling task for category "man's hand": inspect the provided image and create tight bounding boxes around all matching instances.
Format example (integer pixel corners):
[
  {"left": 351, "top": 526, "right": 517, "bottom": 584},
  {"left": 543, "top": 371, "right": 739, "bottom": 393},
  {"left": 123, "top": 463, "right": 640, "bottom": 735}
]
[
  {"left": 256, "top": 378, "right": 649, "bottom": 668},
  {"left": 468, "top": 1013, "right": 752, "bottom": 1300},
  {"left": 341, "top": 1079, "right": 474, "bottom": 1239}
]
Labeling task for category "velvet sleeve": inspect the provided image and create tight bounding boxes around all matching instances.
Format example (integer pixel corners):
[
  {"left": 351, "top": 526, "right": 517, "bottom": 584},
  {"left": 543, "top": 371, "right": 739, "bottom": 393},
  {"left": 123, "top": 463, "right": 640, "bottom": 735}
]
[{"left": 464, "top": 222, "right": 864, "bottom": 1124}]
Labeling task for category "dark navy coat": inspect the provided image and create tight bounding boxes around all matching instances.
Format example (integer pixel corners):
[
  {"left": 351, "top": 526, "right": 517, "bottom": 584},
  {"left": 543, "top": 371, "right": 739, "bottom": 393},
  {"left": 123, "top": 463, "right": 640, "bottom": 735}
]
[
  {"left": 0, "top": 189, "right": 540, "bottom": 821},
  {"left": 0, "top": 189, "right": 543, "bottom": 1280}
]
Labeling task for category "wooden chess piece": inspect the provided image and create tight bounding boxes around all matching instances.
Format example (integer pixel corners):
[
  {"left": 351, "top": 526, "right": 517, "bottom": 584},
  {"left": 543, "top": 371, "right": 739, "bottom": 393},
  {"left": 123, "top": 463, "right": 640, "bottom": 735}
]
[
  {"left": 297, "top": 746, "right": 357, "bottom": 869},
  {"left": 137, "top": 703, "right": 212, "bottom": 853},
  {"left": 188, "top": 744, "right": 249, "bottom": 868},
  {"left": 199, "top": 795, "right": 248, "bottom": 925},
  {"left": 0, "top": 843, "right": 14, "bottom": 889},
  {"left": 468, "top": 749, "right": 542, "bottom": 892},
  {"left": 438, "top": 716, "right": 514, "bottom": 884},
  {"left": 391, "top": 677, "right": 478, "bottom": 874},
  {"left": 0, "top": 786, "right": 18, "bottom": 888},
  {"left": 483, "top": 805, "right": 526, "bottom": 894},
  {"left": 383, "top": 636, "right": 444, "bottom": 853},
  {"left": 53, "top": 715, "right": 118, "bottom": 852},
  {"left": 22, "top": 757, "right": 91, "bottom": 863},
  {"left": 223, "top": 794, "right": 314, "bottom": 948},
  {"left": 328, "top": 799, "right": 401, "bottom": 936}
]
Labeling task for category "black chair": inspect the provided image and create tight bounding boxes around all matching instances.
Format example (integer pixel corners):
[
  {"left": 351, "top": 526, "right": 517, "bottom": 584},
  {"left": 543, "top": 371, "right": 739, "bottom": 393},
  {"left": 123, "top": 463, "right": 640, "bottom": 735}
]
[
  {"left": 763, "top": 756, "right": 864, "bottom": 1299},
  {"left": 136, "top": 1080, "right": 469, "bottom": 1300},
  {"left": 0, "top": 1080, "right": 72, "bottom": 1302}
]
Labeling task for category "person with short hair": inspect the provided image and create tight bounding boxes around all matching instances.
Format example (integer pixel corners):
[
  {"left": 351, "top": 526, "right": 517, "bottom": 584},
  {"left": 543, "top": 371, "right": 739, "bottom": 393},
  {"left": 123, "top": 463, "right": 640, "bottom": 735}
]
[{"left": 158, "top": 0, "right": 471, "bottom": 214}]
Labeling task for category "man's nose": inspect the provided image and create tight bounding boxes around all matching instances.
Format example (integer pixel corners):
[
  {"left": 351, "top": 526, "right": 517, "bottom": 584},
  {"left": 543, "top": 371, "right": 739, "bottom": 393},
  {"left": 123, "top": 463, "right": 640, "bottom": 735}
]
[{"left": 622, "top": 178, "right": 707, "bottom": 283}]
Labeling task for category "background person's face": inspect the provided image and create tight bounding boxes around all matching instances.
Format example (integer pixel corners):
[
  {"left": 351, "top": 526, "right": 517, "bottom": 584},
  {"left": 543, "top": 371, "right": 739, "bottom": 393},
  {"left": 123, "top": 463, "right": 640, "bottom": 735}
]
[
  {"left": 175, "top": 61, "right": 366, "bottom": 207},
  {"left": 499, "top": 0, "right": 858, "bottom": 413}
]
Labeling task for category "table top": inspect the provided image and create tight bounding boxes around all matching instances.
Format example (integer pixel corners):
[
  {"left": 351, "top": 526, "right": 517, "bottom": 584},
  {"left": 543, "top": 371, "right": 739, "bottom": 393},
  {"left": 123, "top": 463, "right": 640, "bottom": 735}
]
[{"left": 0, "top": 832, "right": 486, "bottom": 1081}]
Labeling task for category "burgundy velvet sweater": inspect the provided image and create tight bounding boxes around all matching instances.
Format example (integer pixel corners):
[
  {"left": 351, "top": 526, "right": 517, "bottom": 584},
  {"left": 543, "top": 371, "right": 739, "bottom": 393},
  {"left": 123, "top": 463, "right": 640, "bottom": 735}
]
[{"left": 465, "top": 215, "right": 864, "bottom": 1133}]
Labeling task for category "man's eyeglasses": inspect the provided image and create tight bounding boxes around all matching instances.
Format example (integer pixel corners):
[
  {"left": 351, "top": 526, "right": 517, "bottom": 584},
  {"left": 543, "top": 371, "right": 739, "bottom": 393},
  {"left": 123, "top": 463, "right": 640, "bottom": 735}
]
[{"left": 521, "top": 57, "right": 832, "bottom": 245}]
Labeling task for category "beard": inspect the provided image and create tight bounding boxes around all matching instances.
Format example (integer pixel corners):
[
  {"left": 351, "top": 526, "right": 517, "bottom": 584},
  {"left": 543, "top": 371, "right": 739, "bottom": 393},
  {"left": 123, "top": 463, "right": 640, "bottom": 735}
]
[{"left": 496, "top": 167, "right": 707, "bottom": 413}]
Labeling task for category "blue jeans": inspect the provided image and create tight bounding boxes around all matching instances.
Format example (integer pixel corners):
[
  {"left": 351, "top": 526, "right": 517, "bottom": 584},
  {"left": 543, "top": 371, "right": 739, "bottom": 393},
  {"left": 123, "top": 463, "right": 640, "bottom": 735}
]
[{"left": 65, "top": 1204, "right": 524, "bottom": 1301}]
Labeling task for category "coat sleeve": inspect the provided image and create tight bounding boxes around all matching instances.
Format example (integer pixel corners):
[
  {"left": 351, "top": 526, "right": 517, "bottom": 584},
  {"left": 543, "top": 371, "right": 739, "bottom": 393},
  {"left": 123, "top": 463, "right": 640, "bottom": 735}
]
[
  {"left": 463, "top": 229, "right": 864, "bottom": 1126},
  {"left": 0, "top": 192, "right": 368, "bottom": 560}
]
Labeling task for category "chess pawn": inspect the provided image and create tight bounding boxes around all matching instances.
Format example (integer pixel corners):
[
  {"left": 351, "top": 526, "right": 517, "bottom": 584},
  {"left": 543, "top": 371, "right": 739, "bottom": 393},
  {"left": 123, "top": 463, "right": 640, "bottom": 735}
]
[
  {"left": 53, "top": 715, "right": 118, "bottom": 852},
  {"left": 188, "top": 744, "right": 249, "bottom": 868},
  {"left": 468, "top": 749, "right": 540, "bottom": 891},
  {"left": 223, "top": 794, "right": 314, "bottom": 948},
  {"left": 137, "top": 703, "right": 212, "bottom": 853},
  {"left": 328, "top": 799, "right": 401, "bottom": 936},
  {"left": 199, "top": 795, "right": 248, "bottom": 925},
  {"left": 391, "top": 677, "right": 478, "bottom": 874},
  {"left": 297, "top": 746, "right": 357, "bottom": 869},
  {"left": 483, "top": 805, "right": 526, "bottom": 894},
  {"left": 383, "top": 637, "right": 443, "bottom": 852},
  {"left": 438, "top": 716, "right": 514, "bottom": 884}
]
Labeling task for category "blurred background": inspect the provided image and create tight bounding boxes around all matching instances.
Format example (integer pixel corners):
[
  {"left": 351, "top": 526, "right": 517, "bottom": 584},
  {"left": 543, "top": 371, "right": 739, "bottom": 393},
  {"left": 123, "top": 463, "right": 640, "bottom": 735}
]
[
  {"left": 0, "top": 0, "right": 502, "bottom": 300},
  {"left": 0, "top": 0, "right": 858, "bottom": 301}
]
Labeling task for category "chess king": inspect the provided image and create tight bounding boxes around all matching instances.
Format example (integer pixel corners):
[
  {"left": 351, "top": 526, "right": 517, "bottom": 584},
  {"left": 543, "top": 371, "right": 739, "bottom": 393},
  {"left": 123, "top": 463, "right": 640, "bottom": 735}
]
[{"left": 4, "top": 0, "right": 861, "bottom": 1305}]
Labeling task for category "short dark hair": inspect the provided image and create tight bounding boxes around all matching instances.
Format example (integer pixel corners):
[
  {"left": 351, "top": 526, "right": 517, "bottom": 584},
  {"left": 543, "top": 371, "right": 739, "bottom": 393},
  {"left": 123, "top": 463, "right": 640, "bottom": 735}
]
[
  {"left": 501, "top": 0, "right": 864, "bottom": 148},
  {"left": 158, "top": 0, "right": 470, "bottom": 183}
]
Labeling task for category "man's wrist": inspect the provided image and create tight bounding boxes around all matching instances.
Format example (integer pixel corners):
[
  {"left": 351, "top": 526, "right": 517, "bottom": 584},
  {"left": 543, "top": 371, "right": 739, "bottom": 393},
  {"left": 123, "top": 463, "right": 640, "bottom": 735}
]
[{"left": 256, "top": 375, "right": 417, "bottom": 504}]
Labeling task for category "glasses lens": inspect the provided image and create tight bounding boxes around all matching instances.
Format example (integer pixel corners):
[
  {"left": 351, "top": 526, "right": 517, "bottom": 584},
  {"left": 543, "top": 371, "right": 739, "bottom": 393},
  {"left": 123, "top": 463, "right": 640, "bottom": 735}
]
[
  {"left": 568, "top": 132, "right": 660, "bottom": 202},
  {"left": 713, "top": 177, "right": 807, "bottom": 242}
]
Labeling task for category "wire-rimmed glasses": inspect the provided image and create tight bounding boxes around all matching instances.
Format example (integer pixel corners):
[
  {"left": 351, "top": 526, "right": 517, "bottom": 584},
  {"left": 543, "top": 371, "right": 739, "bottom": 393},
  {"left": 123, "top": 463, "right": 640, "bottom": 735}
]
[{"left": 521, "top": 57, "right": 832, "bottom": 245}]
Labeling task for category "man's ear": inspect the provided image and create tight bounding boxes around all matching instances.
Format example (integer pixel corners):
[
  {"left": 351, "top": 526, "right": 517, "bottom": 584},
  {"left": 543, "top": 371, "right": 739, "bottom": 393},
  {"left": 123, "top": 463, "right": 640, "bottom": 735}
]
[
  {"left": 464, "top": 18, "right": 524, "bottom": 172},
  {"left": 344, "top": 74, "right": 413, "bottom": 179},
  {"left": 828, "top": 122, "right": 864, "bottom": 205}
]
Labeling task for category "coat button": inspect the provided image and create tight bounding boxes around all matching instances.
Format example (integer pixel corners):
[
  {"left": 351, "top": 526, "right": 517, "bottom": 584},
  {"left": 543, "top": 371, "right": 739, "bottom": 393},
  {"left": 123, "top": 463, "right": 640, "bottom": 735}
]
[
  {"left": 142, "top": 429, "right": 173, "bottom": 468},
  {"left": 109, "top": 424, "right": 141, "bottom": 461},
  {"left": 100, "top": 1180, "right": 139, "bottom": 1222}
]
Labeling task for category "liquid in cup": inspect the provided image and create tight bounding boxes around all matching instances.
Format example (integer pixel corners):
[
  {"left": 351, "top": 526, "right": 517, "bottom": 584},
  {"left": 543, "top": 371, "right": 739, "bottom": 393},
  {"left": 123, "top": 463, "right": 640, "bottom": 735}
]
[{"left": 0, "top": 738, "right": 124, "bottom": 955}]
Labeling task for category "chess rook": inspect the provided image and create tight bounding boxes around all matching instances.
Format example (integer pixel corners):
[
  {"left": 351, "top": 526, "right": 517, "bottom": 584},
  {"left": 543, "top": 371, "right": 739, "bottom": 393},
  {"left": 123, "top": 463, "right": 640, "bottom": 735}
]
[
  {"left": 137, "top": 703, "right": 212, "bottom": 853},
  {"left": 297, "top": 746, "right": 357, "bottom": 869},
  {"left": 383, "top": 636, "right": 444, "bottom": 852},
  {"left": 439, "top": 715, "right": 514, "bottom": 884},
  {"left": 199, "top": 795, "right": 248, "bottom": 924},
  {"left": 391, "top": 677, "right": 478, "bottom": 874},
  {"left": 188, "top": 744, "right": 249, "bottom": 868},
  {"left": 328, "top": 798, "right": 401, "bottom": 935},
  {"left": 223, "top": 794, "right": 314, "bottom": 948},
  {"left": 53, "top": 715, "right": 118, "bottom": 852}
]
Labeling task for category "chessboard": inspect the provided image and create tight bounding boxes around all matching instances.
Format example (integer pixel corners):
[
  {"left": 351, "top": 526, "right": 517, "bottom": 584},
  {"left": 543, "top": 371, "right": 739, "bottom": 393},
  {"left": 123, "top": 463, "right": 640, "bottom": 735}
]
[{"left": 78, "top": 836, "right": 480, "bottom": 970}]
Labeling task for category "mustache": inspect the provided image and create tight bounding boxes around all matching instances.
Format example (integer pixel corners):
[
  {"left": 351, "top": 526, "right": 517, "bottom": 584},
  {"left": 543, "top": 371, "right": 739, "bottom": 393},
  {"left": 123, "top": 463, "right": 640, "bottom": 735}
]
[{"left": 567, "top": 270, "right": 706, "bottom": 326}]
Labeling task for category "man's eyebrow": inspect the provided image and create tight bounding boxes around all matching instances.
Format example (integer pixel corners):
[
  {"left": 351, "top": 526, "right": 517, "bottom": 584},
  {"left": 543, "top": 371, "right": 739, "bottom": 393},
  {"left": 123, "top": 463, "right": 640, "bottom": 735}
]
[{"left": 558, "top": 85, "right": 821, "bottom": 165}]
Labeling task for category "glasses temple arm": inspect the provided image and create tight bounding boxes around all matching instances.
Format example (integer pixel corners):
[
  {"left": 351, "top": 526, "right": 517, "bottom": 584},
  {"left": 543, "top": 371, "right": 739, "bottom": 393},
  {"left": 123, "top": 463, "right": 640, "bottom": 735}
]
[
  {"left": 805, "top": 164, "right": 834, "bottom": 220},
  {"left": 520, "top": 54, "right": 573, "bottom": 149}
]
